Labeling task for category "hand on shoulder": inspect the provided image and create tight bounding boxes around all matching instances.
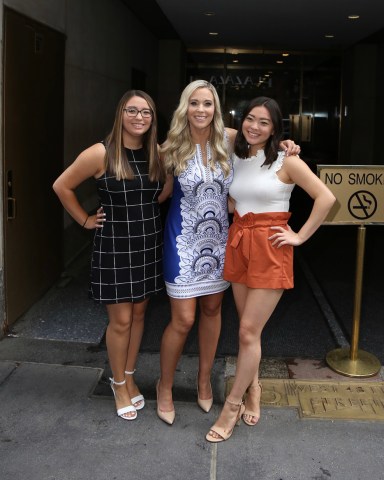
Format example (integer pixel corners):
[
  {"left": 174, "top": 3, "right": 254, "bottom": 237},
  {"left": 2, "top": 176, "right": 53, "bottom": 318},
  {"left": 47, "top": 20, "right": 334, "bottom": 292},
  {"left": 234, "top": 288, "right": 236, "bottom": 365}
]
[
  {"left": 280, "top": 139, "right": 301, "bottom": 156},
  {"left": 225, "top": 127, "right": 237, "bottom": 150}
]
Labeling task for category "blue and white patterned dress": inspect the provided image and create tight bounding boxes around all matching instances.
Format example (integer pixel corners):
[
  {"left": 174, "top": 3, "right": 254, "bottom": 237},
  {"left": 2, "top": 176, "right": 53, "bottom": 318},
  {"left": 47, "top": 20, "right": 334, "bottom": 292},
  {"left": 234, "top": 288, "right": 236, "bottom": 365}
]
[{"left": 163, "top": 142, "right": 233, "bottom": 298}]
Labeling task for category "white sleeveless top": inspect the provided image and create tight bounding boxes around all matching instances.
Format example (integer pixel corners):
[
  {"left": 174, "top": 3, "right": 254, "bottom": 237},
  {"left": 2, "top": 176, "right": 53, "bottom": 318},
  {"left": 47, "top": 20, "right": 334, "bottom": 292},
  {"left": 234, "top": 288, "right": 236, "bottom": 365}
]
[{"left": 229, "top": 150, "right": 295, "bottom": 216}]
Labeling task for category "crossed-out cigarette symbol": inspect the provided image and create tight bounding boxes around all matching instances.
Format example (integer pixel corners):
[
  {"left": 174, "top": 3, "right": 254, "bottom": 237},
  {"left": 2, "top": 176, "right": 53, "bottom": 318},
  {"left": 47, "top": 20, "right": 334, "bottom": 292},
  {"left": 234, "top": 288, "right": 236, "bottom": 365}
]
[{"left": 348, "top": 190, "right": 377, "bottom": 219}]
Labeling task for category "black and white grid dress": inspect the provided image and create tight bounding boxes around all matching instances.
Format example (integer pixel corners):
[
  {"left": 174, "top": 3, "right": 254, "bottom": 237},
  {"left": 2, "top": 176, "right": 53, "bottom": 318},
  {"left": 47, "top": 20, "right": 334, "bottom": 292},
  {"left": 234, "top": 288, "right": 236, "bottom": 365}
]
[{"left": 89, "top": 147, "right": 164, "bottom": 304}]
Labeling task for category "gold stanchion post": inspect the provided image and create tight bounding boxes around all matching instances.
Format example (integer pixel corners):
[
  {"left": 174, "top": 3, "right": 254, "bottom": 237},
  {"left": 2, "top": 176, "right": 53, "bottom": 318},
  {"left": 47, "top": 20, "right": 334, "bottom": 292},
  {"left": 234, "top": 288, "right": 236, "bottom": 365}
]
[{"left": 326, "top": 225, "right": 381, "bottom": 377}]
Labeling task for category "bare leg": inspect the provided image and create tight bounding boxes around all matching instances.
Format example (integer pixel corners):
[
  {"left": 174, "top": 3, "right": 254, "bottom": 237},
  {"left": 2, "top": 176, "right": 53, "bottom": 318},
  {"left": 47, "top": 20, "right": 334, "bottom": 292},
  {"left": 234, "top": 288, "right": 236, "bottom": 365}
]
[
  {"left": 158, "top": 297, "right": 197, "bottom": 413},
  {"left": 197, "top": 292, "right": 224, "bottom": 399},
  {"left": 125, "top": 299, "right": 148, "bottom": 406},
  {"left": 106, "top": 303, "right": 136, "bottom": 418},
  {"left": 232, "top": 283, "right": 262, "bottom": 383},
  {"left": 207, "top": 286, "right": 283, "bottom": 439}
]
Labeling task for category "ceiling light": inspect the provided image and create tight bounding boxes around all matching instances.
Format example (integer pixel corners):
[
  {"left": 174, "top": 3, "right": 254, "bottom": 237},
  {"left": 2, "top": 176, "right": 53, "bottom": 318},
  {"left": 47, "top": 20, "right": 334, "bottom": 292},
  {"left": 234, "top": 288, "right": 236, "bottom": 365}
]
[
  {"left": 233, "top": 59, "right": 239, "bottom": 63},
  {"left": 348, "top": 15, "right": 360, "bottom": 20},
  {"left": 276, "top": 60, "right": 283, "bottom": 64},
  {"left": 209, "top": 32, "right": 218, "bottom": 36},
  {"left": 282, "top": 53, "right": 289, "bottom": 57},
  {"left": 325, "top": 34, "right": 334, "bottom": 38},
  {"left": 204, "top": 12, "right": 215, "bottom": 16}
]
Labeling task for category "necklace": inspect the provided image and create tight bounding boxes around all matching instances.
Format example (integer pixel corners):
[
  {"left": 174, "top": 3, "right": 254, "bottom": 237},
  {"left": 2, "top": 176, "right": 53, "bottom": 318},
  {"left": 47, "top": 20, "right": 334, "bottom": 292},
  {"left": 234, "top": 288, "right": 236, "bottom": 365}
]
[
  {"left": 125, "top": 145, "right": 142, "bottom": 150},
  {"left": 199, "top": 141, "right": 211, "bottom": 162}
]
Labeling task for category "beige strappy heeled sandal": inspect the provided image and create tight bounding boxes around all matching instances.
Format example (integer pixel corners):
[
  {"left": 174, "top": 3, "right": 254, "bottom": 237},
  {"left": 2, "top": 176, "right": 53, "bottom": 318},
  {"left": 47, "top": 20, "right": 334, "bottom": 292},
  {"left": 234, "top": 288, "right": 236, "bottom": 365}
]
[
  {"left": 242, "top": 381, "right": 262, "bottom": 426},
  {"left": 206, "top": 398, "right": 245, "bottom": 443}
]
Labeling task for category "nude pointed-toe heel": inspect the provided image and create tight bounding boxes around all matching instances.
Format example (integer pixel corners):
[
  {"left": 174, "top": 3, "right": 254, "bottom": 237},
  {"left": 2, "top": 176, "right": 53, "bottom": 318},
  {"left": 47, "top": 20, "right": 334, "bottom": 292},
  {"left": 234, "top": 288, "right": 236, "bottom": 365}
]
[
  {"left": 197, "top": 375, "right": 213, "bottom": 413},
  {"left": 156, "top": 380, "right": 175, "bottom": 425}
]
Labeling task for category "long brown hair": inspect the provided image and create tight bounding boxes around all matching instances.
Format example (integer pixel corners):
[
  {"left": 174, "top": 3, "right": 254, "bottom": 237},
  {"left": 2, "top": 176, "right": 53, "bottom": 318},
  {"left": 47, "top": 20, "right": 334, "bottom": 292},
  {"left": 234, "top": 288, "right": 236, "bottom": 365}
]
[{"left": 104, "top": 90, "right": 164, "bottom": 182}]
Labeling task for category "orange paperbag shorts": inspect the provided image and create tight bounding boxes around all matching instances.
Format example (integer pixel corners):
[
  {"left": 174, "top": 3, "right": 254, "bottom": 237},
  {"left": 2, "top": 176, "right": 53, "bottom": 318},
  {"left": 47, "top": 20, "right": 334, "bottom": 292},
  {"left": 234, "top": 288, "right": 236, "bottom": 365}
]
[{"left": 223, "top": 210, "right": 294, "bottom": 289}]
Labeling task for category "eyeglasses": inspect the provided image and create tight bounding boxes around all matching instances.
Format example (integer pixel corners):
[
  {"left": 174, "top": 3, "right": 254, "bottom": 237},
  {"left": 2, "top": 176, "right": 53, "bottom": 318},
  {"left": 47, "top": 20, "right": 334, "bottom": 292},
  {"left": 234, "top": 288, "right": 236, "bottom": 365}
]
[{"left": 123, "top": 107, "right": 153, "bottom": 118}]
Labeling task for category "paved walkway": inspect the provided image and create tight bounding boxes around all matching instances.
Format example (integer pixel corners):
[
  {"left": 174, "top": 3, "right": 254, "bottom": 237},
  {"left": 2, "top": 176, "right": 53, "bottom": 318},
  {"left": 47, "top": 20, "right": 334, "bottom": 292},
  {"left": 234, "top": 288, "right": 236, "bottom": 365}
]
[{"left": 1, "top": 354, "right": 384, "bottom": 480}]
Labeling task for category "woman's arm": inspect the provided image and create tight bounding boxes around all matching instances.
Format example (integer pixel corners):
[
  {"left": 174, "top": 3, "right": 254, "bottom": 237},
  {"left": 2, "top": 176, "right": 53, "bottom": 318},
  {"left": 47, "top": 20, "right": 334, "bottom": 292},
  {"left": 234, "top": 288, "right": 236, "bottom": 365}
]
[
  {"left": 157, "top": 147, "right": 174, "bottom": 204},
  {"left": 226, "top": 127, "right": 300, "bottom": 156},
  {"left": 158, "top": 174, "right": 174, "bottom": 204},
  {"left": 228, "top": 195, "right": 236, "bottom": 214},
  {"left": 269, "top": 155, "right": 336, "bottom": 247},
  {"left": 52, "top": 143, "right": 106, "bottom": 229},
  {"left": 224, "top": 127, "right": 237, "bottom": 154}
]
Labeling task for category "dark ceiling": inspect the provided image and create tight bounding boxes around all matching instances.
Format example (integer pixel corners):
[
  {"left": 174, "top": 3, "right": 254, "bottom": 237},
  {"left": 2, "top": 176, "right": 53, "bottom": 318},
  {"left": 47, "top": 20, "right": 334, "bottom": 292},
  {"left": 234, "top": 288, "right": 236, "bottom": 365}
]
[
  {"left": 121, "top": 1, "right": 384, "bottom": 154},
  {"left": 126, "top": 0, "right": 384, "bottom": 51}
]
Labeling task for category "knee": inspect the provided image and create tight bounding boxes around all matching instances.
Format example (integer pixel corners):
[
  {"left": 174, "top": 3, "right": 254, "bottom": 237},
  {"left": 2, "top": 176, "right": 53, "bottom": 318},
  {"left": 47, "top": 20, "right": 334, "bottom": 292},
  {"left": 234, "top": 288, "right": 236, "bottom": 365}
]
[
  {"left": 200, "top": 298, "right": 222, "bottom": 318},
  {"left": 108, "top": 319, "right": 131, "bottom": 336},
  {"left": 132, "top": 312, "right": 145, "bottom": 325},
  {"left": 238, "top": 323, "right": 257, "bottom": 347},
  {"left": 171, "top": 314, "right": 195, "bottom": 334},
  {"left": 200, "top": 305, "right": 220, "bottom": 318},
  {"left": 106, "top": 304, "right": 135, "bottom": 335},
  {"left": 132, "top": 301, "right": 148, "bottom": 324},
  {"left": 107, "top": 312, "right": 132, "bottom": 334}
]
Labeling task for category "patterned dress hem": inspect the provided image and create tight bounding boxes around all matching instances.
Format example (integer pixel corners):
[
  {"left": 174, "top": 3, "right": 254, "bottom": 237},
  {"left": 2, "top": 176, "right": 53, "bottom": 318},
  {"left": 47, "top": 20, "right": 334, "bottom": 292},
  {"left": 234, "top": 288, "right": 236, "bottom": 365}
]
[{"left": 165, "top": 280, "right": 230, "bottom": 299}]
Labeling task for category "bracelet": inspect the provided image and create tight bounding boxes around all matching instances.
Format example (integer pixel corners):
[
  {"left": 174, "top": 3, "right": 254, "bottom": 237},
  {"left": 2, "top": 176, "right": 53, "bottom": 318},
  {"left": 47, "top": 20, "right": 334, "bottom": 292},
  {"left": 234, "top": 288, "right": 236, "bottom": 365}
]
[{"left": 82, "top": 215, "right": 89, "bottom": 228}]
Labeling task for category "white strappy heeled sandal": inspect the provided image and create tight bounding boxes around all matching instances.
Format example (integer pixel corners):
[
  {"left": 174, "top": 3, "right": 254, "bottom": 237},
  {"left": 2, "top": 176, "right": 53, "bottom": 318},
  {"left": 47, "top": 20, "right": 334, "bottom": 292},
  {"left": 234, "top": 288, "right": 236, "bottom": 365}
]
[
  {"left": 109, "top": 378, "right": 137, "bottom": 420},
  {"left": 125, "top": 370, "right": 145, "bottom": 410}
]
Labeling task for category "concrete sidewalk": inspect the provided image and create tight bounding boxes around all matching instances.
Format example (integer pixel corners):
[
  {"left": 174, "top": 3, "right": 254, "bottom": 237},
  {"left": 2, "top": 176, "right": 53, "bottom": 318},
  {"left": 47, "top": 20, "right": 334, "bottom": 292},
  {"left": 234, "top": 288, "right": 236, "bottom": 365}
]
[{"left": 1, "top": 356, "right": 384, "bottom": 480}]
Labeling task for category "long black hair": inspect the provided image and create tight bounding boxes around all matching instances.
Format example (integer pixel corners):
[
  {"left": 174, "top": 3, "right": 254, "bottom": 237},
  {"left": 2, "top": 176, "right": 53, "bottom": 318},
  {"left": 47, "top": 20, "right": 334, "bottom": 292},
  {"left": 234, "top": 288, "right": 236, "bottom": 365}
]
[{"left": 234, "top": 96, "right": 284, "bottom": 167}]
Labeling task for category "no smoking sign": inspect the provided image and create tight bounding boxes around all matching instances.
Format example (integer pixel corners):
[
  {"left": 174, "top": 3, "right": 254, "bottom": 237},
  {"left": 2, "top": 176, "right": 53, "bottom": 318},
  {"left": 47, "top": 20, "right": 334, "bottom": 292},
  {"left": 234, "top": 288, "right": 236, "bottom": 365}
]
[{"left": 317, "top": 165, "right": 384, "bottom": 224}]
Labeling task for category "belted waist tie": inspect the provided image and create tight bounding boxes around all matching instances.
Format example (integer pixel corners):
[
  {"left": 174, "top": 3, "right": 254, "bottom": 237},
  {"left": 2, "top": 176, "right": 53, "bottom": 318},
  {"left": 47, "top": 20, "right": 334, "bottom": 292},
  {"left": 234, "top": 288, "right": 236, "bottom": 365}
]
[{"left": 229, "top": 210, "right": 291, "bottom": 260}]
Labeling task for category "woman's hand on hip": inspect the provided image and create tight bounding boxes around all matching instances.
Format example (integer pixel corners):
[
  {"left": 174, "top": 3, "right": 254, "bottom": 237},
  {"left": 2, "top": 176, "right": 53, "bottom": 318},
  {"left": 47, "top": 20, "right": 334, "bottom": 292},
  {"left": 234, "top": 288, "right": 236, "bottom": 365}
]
[
  {"left": 84, "top": 207, "right": 106, "bottom": 229},
  {"left": 268, "top": 225, "right": 303, "bottom": 247}
]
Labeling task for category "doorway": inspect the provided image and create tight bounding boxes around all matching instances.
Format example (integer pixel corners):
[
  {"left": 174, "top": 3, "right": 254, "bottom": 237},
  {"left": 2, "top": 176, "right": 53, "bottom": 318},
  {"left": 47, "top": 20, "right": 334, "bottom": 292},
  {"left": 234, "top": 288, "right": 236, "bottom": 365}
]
[
  {"left": 186, "top": 49, "right": 341, "bottom": 163},
  {"left": 2, "top": 8, "right": 65, "bottom": 330}
]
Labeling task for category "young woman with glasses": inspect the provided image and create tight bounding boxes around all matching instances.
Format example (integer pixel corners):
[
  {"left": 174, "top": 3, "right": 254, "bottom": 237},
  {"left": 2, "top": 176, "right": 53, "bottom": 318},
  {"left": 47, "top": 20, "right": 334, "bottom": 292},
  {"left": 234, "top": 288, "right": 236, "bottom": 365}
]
[{"left": 53, "top": 90, "right": 168, "bottom": 421}]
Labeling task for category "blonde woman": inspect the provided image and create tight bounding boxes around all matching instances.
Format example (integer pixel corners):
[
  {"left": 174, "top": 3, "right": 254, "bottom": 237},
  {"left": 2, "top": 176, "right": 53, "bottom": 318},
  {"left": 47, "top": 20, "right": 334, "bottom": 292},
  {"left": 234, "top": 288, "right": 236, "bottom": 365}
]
[
  {"left": 156, "top": 81, "right": 298, "bottom": 424},
  {"left": 53, "top": 90, "right": 166, "bottom": 421}
]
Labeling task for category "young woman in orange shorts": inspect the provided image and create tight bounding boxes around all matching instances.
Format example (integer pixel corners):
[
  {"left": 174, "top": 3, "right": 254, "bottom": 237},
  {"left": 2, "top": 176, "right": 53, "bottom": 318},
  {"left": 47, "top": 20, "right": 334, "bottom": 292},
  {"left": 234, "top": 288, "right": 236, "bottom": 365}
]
[{"left": 206, "top": 96, "right": 336, "bottom": 442}]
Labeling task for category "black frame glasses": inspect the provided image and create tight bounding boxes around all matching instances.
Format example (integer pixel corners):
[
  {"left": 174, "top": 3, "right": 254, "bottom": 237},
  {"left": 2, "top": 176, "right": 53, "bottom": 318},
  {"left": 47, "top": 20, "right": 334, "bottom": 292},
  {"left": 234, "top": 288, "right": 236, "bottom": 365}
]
[{"left": 123, "top": 107, "right": 153, "bottom": 118}]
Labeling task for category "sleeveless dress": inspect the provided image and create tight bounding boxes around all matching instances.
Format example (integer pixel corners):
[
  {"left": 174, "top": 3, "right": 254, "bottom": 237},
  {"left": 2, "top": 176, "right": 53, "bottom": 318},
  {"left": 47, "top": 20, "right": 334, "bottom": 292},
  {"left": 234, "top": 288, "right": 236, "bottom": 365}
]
[
  {"left": 163, "top": 142, "right": 233, "bottom": 298},
  {"left": 89, "top": 147, "right": 163, "bottom": 304}
]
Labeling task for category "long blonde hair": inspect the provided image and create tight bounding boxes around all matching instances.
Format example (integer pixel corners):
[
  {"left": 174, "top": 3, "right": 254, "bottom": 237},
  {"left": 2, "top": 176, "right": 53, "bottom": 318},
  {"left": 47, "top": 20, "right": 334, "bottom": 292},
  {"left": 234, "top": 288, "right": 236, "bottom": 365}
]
[
  {"left": 104, "top": 90, "right": 164, "bottom": 182},
  {"left": 161, "top": 80, "right": 230, "bottom": 177}
]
